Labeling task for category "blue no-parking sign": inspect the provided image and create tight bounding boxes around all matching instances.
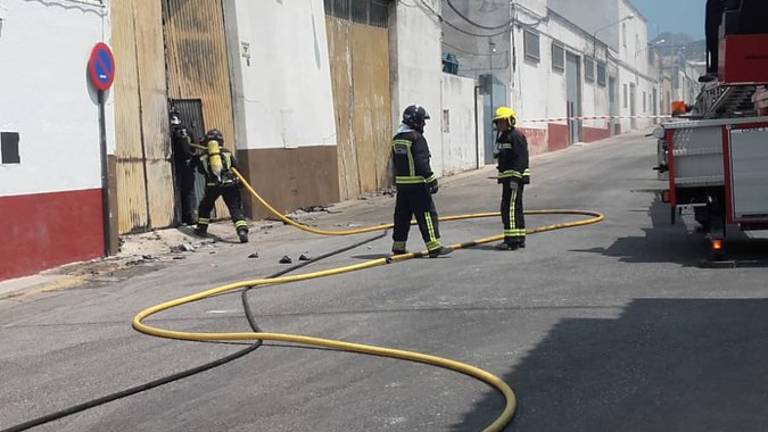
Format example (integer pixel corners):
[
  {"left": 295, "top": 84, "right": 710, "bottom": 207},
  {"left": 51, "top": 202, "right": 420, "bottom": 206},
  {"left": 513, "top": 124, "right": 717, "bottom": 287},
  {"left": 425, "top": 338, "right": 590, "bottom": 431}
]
[{"left": 88, "top": 42, "right": 115, "bottom": 92}]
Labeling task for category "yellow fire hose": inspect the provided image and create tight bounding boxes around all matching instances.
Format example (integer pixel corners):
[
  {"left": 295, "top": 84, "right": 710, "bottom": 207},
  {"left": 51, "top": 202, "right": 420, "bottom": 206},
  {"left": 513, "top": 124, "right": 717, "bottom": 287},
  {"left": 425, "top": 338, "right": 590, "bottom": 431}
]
[{"left": 132, "top": 167, "right": 604, "bottom": 431}]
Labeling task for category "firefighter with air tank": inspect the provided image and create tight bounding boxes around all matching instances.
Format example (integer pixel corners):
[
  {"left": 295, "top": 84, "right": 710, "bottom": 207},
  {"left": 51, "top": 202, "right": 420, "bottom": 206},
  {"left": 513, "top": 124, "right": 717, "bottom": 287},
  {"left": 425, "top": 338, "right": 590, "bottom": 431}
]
[{"left": 193, "top": 129, "right": 250, "bottom": 243}]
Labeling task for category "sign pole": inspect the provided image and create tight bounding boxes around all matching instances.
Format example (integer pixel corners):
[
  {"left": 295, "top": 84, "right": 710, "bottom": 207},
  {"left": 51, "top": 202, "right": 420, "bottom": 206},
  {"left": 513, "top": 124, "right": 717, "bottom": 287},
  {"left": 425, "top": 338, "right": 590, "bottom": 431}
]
[
  {"left": 98, "top": 89, "right": 112, "bottom": 256},
  {"left": 89, "top": 42, "right": 116, "bottom": 256}
]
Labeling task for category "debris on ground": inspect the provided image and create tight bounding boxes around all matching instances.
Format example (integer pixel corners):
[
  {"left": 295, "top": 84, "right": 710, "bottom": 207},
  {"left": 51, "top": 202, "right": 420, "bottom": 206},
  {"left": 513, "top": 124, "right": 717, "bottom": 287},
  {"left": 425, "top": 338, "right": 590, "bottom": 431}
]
[
  {"left": 299, "top": 253, "right": 311, "bottom": 261},
  {"left": 279, "top": 256, "right": 293, "bottom": 264},
  {"left": 170, "top": 243, "right": 196, "bottom": 253},
  {"left": 300, "top": 205, "right": 331, "bottom": 213},
  {"left": 248, "top": 252, "right": 259, "bottom": 259}
]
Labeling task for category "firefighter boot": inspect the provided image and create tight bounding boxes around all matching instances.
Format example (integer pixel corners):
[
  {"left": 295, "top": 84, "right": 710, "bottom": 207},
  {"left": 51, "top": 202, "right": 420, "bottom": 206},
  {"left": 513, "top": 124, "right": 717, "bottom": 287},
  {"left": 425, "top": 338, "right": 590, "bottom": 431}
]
[
  {"left": 495, "top": 241, "right": 519, "bottom": 251},
  {"left": 392, "top": 241, "right": 408, "bottom": 256},
  {"left": 237, "top": 227, "right": 249, "bottom": 243},
  {"left": 428, "top": 246, "right": 453, "bottom": 258},
  {"left": 194, "top": 225, "right": 208, "bottom": 237}
]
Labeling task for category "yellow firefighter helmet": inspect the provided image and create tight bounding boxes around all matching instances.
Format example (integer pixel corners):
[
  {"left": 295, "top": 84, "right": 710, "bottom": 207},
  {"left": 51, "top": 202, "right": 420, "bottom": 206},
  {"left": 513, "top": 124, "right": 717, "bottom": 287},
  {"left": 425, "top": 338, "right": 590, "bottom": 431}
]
[{"left": 493, "top": 106, "right": 517, "bottom": 126}]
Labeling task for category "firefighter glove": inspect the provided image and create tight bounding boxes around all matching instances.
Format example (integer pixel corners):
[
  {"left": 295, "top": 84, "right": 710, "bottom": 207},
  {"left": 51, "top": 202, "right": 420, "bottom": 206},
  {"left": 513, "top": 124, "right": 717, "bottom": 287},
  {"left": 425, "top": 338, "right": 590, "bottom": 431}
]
[{"left": 428, "top": 179, "right": 439, "bottom": 194}]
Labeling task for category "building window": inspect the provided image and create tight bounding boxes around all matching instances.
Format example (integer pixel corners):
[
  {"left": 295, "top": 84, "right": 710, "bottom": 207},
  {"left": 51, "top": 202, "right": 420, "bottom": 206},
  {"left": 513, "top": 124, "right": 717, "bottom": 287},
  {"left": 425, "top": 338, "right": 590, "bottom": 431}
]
[
  {"left": 524, "top": 29, "right": 540, "bottom": 62},
  {"left": 325, "top": 0, "right": 389, "bottom": 28},
  {"left": 552, "top": 43, "right": 565, "bottom": 71},
  {"left": 643, "top": 91, "right": 647, "bottom": 112},
  {"left": 596, "top": 62, "right": 607, "bottom": 86},
  {"left": 1, "top": 132, "right": 20, "bottom": 164},
  {"left": 622, "top": 23, "right": 627, "bottom": 48},
  {"left": 623, "top": 84, "right": 628, "bottom": 108},
  {"left": 584, "top": 57, "right": 595, "bottom": 83}
]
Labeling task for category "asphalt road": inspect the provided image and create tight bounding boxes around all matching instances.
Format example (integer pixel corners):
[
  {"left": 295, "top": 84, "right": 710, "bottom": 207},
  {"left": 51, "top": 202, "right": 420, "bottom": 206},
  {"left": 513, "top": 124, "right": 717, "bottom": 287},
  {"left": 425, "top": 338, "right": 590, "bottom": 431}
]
[{"left": 3, "top": 132, "right": 768, "bottom": 432}]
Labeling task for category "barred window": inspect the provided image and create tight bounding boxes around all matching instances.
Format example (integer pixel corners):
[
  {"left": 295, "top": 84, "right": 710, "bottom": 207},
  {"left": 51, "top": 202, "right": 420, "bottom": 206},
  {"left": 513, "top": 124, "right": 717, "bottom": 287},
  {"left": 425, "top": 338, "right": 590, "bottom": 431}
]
[
  {"left": 325, "top": 0, "right": 389, "bottom": 28},
  {"left": 584, "top": 57, "right": 595, "bottom": 83},
  {"left": 524, "top": 30, "right": 540, "bottom": 62},
  {"left": 597, "top": 62, "right": 607, "bottom": 86},
  {"left": 552, "top": 43, "right": 565, "bottom": 72},
  {"left": 623, "top": 84, "right": 628, "bottom": 108}
]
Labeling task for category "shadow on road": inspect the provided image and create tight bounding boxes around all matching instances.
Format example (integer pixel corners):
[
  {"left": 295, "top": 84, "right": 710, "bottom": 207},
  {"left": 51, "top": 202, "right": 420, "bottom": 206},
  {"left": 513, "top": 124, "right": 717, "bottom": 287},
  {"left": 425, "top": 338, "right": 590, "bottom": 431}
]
[
  {"left": 452, "top": 298, "right": 768, "bottom": 431},
  {"left": 571, "top": 196, "right": 768, "bottom": 266}
]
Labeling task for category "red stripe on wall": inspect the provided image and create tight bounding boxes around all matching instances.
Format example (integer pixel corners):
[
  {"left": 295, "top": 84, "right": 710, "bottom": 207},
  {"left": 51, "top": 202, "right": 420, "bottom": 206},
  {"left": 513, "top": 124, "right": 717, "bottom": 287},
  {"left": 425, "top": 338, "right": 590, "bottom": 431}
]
[
  {"left": 583, "top": 126, "right": 611, "bottom": 143},
  {"left": 518, "top": 127, "right": 548, "bottom": 156},
  {"left": 548, "top": 123, "right": 569, "bottom": 152},
  {"left": 0, "top": 189, "right": 104, "bottom": 281}
]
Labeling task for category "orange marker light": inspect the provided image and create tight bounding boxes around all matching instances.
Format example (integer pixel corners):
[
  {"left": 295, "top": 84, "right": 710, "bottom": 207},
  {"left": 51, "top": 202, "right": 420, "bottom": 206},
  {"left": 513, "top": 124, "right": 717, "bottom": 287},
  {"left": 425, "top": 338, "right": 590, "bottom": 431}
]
[
  {"left": 671, "top": 100, "right": 688, "bottom": 116},
  {"left": 712, "top": 239, "right": 724, "bottom": 250}
]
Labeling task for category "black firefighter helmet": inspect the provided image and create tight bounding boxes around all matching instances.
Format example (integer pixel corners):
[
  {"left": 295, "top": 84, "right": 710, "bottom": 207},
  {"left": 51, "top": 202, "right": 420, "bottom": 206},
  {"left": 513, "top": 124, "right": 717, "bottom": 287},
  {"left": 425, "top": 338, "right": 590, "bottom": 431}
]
[
  {"left": 204, "top": 128, "right": 224, "bottom": 143},
  {"left": 402, "top": 105, "right": 430, "bottom": 133}
]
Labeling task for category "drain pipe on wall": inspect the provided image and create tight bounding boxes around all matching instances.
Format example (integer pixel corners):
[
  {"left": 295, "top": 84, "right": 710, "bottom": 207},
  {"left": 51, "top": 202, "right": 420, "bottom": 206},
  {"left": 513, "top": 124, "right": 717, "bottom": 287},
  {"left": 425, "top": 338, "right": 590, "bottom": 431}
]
[{"left": 474, "top": 84, "right": 480, "bottom": 169}]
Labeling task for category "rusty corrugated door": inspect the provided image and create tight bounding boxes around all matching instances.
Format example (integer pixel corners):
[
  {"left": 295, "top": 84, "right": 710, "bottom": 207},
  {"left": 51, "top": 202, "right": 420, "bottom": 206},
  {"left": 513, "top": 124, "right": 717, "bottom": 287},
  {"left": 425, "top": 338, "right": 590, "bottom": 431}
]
[
  {"left": 326, "top": 11, "right": 392, "bottom": 200},
  {"left": 351, "top": 22, "right": 392, "bottom": 193},
  {"left": 162, "top": 0, "right": 236, "bottom": 218},
  {"left": 112, "top": 0, "right": 175, "bottom": 234},
  {"left": 326, "top": 17, "right": 360, "bottom": 200}
]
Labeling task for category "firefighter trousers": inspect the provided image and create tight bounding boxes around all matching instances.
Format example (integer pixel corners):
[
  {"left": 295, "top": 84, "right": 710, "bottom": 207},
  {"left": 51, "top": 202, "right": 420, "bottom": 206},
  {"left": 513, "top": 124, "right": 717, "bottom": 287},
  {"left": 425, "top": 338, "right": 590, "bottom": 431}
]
[
  {"left": 392, "top": 186, "right": 442, "bottom": 252},
  {"left": 197, "top": 185, "right": 249, "bottom": 232},
  {"left": 501, "top": 180, "right": 525, "bottom": 244}
]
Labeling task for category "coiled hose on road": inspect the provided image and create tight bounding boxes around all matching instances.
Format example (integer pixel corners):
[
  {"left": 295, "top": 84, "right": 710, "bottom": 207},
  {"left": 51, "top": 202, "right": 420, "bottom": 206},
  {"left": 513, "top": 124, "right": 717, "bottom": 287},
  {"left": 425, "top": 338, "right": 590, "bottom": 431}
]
[
  {"left": 131, "top": 168, "right": 605, "bottom": 432},
  {"left": 2, "top": 232, "right": 388, "bottom": 432}
]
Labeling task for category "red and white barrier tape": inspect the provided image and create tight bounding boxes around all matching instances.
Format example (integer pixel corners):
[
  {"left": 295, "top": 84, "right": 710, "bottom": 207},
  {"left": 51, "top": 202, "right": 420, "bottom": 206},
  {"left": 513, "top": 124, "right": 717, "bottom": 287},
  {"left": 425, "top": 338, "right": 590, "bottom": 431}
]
[{"left": 520, "top": 115, "right": 672, "bottom": 123}]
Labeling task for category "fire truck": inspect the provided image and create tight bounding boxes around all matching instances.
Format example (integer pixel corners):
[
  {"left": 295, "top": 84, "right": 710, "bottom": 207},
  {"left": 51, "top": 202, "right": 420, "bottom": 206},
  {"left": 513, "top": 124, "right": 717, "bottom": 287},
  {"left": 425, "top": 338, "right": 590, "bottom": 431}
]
[{"left": 654, "top": 0, "right": 768, "bottom": 260}]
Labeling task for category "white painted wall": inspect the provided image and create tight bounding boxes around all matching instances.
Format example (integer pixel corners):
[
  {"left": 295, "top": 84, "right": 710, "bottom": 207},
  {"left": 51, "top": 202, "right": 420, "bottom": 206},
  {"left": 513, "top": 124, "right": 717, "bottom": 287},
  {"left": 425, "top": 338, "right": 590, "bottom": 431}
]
[
  {"left": 390, "top": 0, "right": 446, "bottom": 175},
  {"left": 548, "top": 0, "right": 620, "bottom": 51},
  {"left": 611, "top": 0, "right": 660, "bottom": 132},
  {"left": 229, "top": 0, "right": 337, "bottom": 150},
  {"left": 618, "top": 0, "right": 649, "bottom": 75},
  {"left": 511, "top": 8, "right": 611, "bottom": 132},
  {"left": 440, "top": 73, "right": 483, "bottom": 174},
  {"left": 0, "top": 0, "right": 112, "bottom": 197}
]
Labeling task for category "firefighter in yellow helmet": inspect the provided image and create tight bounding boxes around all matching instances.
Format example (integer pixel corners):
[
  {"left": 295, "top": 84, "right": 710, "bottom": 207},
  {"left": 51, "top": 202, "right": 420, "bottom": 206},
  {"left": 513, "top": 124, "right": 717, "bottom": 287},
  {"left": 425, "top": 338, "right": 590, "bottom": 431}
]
[
  {"left": 493, "top": 107, "right": 530, "bottom": 250},
  {"left": 194, "top": 129, "right": 249, "bottom": 243}
]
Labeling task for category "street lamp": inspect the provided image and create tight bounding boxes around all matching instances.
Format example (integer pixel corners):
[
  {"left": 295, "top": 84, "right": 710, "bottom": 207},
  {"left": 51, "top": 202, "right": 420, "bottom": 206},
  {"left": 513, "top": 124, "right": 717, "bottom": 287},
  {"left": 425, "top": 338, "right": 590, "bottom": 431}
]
[
  {"left": 634, "top": 39, "right": 666, "bottom": 79},
  {"left": 592, "top": 15, "right": 635, "bottom": 56},
  {"left": 636, "top": 39, "right": 666, "bottom": 57}
]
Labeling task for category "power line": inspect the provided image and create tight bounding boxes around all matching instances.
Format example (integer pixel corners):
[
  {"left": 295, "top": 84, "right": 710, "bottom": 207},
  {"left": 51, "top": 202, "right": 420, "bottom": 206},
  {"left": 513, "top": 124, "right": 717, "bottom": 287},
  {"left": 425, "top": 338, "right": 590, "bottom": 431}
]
[
  {"left": 410, "top": 0, "right": 511, "bottom": 38},
  {"left": 442, "top": 41, "right": 509, "bottom": 57},
  {"left": 444, "top": 0, "right": 513, "bottom": 30}
]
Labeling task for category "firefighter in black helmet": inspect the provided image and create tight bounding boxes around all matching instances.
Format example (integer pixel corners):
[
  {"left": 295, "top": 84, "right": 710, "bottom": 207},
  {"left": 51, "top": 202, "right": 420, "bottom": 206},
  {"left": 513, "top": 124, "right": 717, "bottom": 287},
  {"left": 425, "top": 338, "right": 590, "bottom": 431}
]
[
  {"left": 194, "top": 129, "right": 249, "bottom": 243},
  {"left": 493, "top": 107, "right": 530, "bottom": 251},
  {"left": 390, "top": 105, "right": 448, "bottom": 258},
  {"left": 169, "top": 109, "right": 197, "bottom": 224}
]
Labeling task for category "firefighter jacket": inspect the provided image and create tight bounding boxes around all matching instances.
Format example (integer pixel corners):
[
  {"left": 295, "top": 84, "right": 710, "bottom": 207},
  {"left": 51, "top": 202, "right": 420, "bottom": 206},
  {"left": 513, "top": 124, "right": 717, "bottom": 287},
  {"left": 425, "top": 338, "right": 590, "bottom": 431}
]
[
  {"left": 171, "top": 127, "right": 194, "bottom": 162},
  {"left": 391, "top": 125, "right": 437, "bottom": 189},
  {"left": 196, "top": 149, "right": 240, "bottom": 187},
  {"left": 496, "top": 128, "right": 531, "bottom": 184}
]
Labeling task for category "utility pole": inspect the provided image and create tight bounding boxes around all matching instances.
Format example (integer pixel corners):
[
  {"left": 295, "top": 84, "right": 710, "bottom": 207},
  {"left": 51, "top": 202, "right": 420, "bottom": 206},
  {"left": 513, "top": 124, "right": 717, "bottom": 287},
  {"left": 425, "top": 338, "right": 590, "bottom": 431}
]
[{"left": 489, "top": 38, "right": 497, "bottom": 114}]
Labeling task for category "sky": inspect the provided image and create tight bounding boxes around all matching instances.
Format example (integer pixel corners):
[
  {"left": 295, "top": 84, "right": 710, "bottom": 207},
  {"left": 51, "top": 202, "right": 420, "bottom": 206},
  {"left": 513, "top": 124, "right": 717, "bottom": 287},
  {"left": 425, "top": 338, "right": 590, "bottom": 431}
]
[{"left": 631, "top": 0, "right": 707, "bottom": 39}]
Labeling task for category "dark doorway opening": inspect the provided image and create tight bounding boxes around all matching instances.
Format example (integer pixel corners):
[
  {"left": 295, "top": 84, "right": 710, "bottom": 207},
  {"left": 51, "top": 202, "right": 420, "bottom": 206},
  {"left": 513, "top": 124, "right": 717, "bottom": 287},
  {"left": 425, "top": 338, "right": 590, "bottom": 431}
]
[{"left": 169, "top": 99, "right": 206, "bottom": 225}]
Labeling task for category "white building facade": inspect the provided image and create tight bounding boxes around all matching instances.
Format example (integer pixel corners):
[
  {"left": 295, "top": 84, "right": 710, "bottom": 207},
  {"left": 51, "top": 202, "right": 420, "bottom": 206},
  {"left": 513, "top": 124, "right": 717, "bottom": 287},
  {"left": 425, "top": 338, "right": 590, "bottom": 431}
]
[
  {"left": 443, "top": 0, "right": 662, "bottom": 156},
  {"left": 0, "top": 0, "right": 485, "bottom": 281},
  {"left": 0, "top": 0, "right": 114, "bottom": 280}
]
